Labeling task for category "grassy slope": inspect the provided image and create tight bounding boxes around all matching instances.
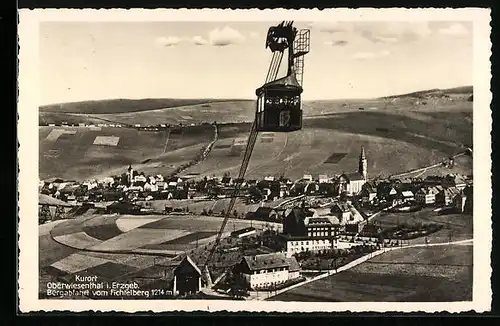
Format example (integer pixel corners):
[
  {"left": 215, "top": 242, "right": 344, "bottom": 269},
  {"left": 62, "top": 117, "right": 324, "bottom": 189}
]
[
  {"left": 39, "top": 89, "right": 472, "bottom": 181},
  {"left": 371, "top": 208, "right": 473, "bottom": 244},
  {"left": 183, "top": 104, "right": 472, "bottom": 180},
  {"left": 40, "top": 98, "right": 250, "bottom": 114},
  {"left": 270, "top": 244, "right": 472, "bottom": 302},
  {"left": 39, "top": 124, "right": 214, "bottom": 180}
]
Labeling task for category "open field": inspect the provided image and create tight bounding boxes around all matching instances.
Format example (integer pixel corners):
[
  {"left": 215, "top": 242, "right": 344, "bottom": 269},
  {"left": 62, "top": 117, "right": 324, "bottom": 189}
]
[
  {"left": 185, "top": 111, "right": 471, "bottom": 180},
  {"left": 40, "top": 98, "right": 249, "bottom": 114},
  {"left": 39, "top": 124, "right": 214, "bottom": 180},
  {"left": 270, "top": 244, "right": 472, "bottom": 302},
  {"left": 371, "top": 208, "right": 473, "bottom": 244},
  {"left": 39, "top": 87, "right": 472, "bottom": 182}
]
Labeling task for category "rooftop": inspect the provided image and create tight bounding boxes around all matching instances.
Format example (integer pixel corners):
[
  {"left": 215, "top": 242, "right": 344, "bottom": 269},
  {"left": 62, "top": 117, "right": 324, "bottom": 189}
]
[{"left": 243, "top": 252, "right": 290, "bottom": 272}]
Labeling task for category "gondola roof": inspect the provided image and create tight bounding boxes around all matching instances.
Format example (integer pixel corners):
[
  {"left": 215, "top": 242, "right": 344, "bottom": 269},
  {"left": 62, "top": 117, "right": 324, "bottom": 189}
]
[{"left": 256, "top": 73, "right": 303, "bottom": 95}]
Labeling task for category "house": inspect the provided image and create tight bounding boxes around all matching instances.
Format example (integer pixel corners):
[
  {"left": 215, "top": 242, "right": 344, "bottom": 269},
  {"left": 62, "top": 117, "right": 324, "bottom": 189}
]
[
  {"left": 173, "top": 256, "right": 203, "bottom": 295},
  {"left": 305, "top": 217, "right": 336, "bottom": 238},
  {"left": 400, "top": 190, "right": 415, "bottom": 202},
  {"left": 377, "top": 182, "right": 398, "bottom": 200},
  {"left": 345, "top": 222, "right": 363, "bottom": 234},
  {"left": 106, "top": 201, "right": 141, "bottom": 214},
  {"left": 330, "top": 202, "right": 351, "bottom": 224},
  {"left": 264, "top": 176, "right": 275, "bottom": 182},
  {"left": 231, "top": 227, "right": 257, "bottom": 238},
  {"left": 318, "top": 182, "right": 336, "bottom": 196},
  {"left": 304, "top": 182, "right": 320, "bottom": 195},
  {"left": 360, "top": 183, "right": 377, "bottom": 203},
  {"left": 284, "top": 236, "right": 337, "bottom": 257},
  {"left": 442, "top": 174, "right": 467, "bottom": 190},
  {"left": 435, "top": 187, "right": 461, "bottom": 206},
  {"left": 282, "top": 208, "right": 307, "bottom": 237},
  {"left": 237, "top": 253, "right": 301, "bottom": 289},
  {"left": 415, "top": 187, "right": 438, "bottom": 205},
  {"left": 144, "top": 182, "right": 158, "bottom": 192},
  {"left": 251, "top": 206, "right": 279, "bottom": 221},
  {"left": 303, "top": 174, "right": 313, "bottom": 182},
  {"left": 134, "top": 174, "right": 147, "bottom": 184},
  {"left": 318, "top": 175, "right": 329, "bottom": 184}
]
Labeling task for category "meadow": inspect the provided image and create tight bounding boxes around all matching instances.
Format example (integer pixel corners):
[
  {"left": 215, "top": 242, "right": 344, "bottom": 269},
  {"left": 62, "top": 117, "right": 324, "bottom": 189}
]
[
  {"left": 40, "top": 98, "right": 248, "bottom": 114},
  {"left": 371, "top": 208, "right": 473, "bottom": 244},
  {"left": 270, "top": 244, "right": 472, "bottom": 302},
  {"left": 39, "top": 87, "right": 473, "bottom": 182},
  {"left": 39, "top": 124, "right": 214, "bottom": 180}
]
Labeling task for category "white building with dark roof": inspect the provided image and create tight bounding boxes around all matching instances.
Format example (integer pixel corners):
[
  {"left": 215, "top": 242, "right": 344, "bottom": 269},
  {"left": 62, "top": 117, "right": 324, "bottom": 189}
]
[{"left": 238, "top": 253, "right": 301, "bottom": 289}]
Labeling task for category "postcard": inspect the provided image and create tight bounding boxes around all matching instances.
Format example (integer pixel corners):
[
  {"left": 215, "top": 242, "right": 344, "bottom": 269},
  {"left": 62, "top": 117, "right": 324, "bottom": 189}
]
[{"left": 18, "top": 8, "right": 492, "bottom": 313}]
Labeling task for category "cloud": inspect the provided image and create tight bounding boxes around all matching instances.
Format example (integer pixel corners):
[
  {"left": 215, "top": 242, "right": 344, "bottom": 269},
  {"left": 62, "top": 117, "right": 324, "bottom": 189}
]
[
  {"left": 352, "top": 50, "right": 390, "bottom": 60},
  {"left": 325, "top": 40, "right": 348, "bottom": 46},
  {"left": 192, "top": 35, "right": 208, "bottom": 45},
  {"left": 438, "top": 23, "right": 470, "bottom": 36},
  {"left": 155, "top": 36, "right": 181, "bottom": 47},
  {"left": 308, "top": 22, "right": 346, "bottom": 34},
  {"left": 208, "top": 26, "right": 245, "bottom": 46},
  {"left": 354, "top": 22, "right": 432, "bottom": 43}
]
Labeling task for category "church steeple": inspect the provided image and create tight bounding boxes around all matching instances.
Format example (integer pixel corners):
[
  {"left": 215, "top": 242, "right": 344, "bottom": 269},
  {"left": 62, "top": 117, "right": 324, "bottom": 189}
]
[{"left": 358, "top": 146, "right": 367, "bottom": 180}]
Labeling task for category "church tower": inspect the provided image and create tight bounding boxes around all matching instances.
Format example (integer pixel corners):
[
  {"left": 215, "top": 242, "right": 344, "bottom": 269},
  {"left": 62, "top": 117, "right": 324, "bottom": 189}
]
[{"left": 358, "top": 146, "right": 367, "bottom": 180}]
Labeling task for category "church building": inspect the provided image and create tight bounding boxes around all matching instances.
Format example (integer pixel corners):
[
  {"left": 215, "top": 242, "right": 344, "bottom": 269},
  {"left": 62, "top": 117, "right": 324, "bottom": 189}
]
[{"left": 338, "top": 147, "right": 368, "bottom": 195}]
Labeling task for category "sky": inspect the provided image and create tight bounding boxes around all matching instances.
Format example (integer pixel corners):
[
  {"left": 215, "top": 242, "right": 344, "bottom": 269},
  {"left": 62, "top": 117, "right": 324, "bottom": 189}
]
[{"left": 39, "top": 21, "right": 473, "bottom": 105}]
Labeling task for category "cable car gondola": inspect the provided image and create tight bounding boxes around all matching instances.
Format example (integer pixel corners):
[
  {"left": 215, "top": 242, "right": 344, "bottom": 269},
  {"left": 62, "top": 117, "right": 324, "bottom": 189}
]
[{"left": 255, "top": 21, "right": 310, "bottom": 132}]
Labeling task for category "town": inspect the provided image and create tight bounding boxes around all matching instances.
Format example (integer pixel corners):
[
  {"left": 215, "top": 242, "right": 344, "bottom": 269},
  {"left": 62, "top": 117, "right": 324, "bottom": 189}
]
[{"left": 39, "top": 145, "right": 473, "bottom": 299}]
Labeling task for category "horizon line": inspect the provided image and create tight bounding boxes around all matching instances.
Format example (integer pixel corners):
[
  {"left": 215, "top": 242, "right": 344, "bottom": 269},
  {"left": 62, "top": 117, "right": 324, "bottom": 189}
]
[{"left": 39, "top": 85, "right": 473, "bottom": 107}]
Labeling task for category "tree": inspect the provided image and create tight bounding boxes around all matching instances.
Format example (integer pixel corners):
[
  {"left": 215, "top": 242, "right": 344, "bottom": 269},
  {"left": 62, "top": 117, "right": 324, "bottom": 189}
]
[
  {"left": 39, "top": 205, "right": 51, "bottom": 224},
  {"left": 233, "top": 210, "right": 239, "bottom": 219},
  {"left": 54, "top": 206, "right": 65, "bottom": 220}
]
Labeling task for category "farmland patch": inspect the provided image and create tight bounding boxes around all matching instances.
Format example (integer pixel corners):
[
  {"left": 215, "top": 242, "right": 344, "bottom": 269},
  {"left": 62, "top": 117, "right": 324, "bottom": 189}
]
[
  {"left": 115, "top": 217, "right": 165, "bottom": 232},
  {"left": 46, "top": 129, "right": 68, "bottom": 141},
  {"left": 83, "top": 223, "right": 123, "bottom": 241},
  {"left": 214, "top": 144, "right": 232, "bottom": 149},
  {"left": 149, "top": 231, "right": 217, "bottom": 247},
  {"left": 41, "top": 265, "right": 71, "bottom": 278},
  {"left": 93, "top": 136, "right": 120, "bottom": 146},
  {"left": 78, "top": 262, "right": 139, "bottom": 281},
  {"left": 39, "top": 234, "right": 78, "bottom": 267},
  {"left": 53, "top": 232, "right": 102, "bottom": 250},
  {"left": 87, "top": 228, "right": 192, "bottom": 251},
  {"left": 261, "top": 137, "right": 274, "bottom": 143},
  {"left": 324, "top": 152, "right": 347, "bottom": 164},
  {"left": 50, "top": 253, "right": 111, "bottom": 274}
]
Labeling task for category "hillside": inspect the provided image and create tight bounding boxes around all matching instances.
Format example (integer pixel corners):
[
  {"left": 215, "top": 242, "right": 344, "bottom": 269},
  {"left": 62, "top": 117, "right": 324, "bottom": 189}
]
[
  {"left": 381, "top": 86, "right": 473, "bottom": 100},
  {"left": 40, "top": 98, "right": 252, "bottom": 114},
  {"left": 38, "top": 88, "right": 473, "bottom": 181},
  {"left": 183, "top": 108, "right": 472, "bottom": 180}
]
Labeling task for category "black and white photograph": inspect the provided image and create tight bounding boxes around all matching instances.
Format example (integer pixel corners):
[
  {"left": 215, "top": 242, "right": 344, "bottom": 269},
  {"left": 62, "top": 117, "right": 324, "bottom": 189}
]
[{"left": 17, "top": 8, "right": 492, "bottom": 313}]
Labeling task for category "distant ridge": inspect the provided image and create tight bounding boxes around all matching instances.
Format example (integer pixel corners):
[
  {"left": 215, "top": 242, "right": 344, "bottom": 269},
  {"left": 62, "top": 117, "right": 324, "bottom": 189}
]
[
  {"left": 40, "top": 98, "right": 253, "bottom": 114},
  {"left": 381, "top": 86, "right": 473, "bottom": 99}
]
